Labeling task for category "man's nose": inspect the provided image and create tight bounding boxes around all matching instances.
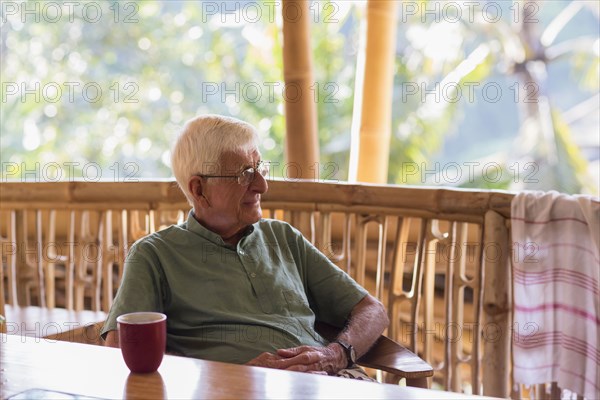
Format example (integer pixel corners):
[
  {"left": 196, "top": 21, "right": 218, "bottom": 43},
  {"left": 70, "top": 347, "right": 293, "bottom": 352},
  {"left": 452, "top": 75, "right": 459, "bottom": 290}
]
[{"left": 250, "top": 170, "right": 268, "bottom": 193}]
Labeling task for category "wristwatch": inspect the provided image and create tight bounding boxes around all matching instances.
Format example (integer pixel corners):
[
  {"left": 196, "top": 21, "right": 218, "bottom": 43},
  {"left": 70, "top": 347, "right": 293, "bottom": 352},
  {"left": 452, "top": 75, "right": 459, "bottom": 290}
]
[{"left": 333, "top": 339, "right": 356, "bottom": 368}]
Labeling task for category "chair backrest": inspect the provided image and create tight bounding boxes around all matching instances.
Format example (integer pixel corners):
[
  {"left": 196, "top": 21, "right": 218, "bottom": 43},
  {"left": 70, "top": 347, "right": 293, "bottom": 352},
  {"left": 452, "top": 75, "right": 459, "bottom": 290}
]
[{"left": 0, "top": 180, "right": 514, "bottom": 397}]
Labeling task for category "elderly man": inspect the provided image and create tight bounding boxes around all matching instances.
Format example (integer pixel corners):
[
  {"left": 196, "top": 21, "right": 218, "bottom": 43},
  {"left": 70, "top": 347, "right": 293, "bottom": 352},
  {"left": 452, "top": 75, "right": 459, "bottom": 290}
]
[{"left": 102, "top": 115, "right": 389, "bottom": 377}]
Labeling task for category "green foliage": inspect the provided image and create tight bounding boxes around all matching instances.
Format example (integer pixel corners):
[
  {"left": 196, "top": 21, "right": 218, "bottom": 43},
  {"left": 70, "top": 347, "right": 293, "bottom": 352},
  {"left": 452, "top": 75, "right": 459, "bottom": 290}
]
[
  {"left": 551, "top": 108, "right": 594, "bottom": 194},
  {"left": 1, "top": 0, "right": 597, "bottom": 196}
]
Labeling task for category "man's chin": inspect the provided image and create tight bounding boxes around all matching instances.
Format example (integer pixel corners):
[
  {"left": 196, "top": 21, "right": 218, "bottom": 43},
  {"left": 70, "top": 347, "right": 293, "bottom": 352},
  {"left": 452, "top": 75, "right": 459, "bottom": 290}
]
[{"left": 243, "top": 207, "right": 262, "bottom": 224}]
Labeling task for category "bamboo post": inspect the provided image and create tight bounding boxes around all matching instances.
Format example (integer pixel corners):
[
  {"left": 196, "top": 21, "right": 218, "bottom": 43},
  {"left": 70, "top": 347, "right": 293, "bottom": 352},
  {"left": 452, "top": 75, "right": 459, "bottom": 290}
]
[
  {"left": 471, "top": 225, "right": 485, "bottom": 395},
  {"left": 102, "top": 210, "right": 113, "bottom": 313},
  {"left": 35, "top": 210, "right": 46, "bottom": 308},
  {"left": 443, "top": 222, "right": 456, "bottom": 390},
  {"left": 14, "top": 211, "right": 25, "bottom": 305},
  {"left": 351, "top": 0, "right": 398, "bottom": 184},
  {"left": 44, "top": 210, "right": 56, "bottom": 309},
  {"left": 281, "top": 0, "right": 319, "bottom": 180},
  {"left": 450, "top": 223, "right": 468, "bottom": 392},
  {"left": 482, "top": 210, "right": 511, "bottom": 397},
  {"left": 375, "top": 217, "right": 388, "bottom": 300},
  {"left": 65, "top": 210, "right": 76, "bottom": 310},
  {"left": 388, "top": 217, "right": 410, "bottom": 342},
  {"left": 92, "top": 211, "right": 104, "bottom": 312},
  {"left": 7, "top": 210, "right": 18, "bottom": 306},
  {"left": 355, "top": 216, "right": 368, "bottom": 287},
  {"left": 411, "top": 220, "right": 428, "bottom": 352},
  {"left": 422, "top": 234, "right": 436, "bottom": 364}
]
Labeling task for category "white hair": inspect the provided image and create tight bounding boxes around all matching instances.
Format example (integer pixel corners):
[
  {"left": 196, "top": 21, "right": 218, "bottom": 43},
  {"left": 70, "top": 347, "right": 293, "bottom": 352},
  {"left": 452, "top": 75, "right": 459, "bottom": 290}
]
[{"left": 171, "top": 114, "right": 259, "bottom": 204}]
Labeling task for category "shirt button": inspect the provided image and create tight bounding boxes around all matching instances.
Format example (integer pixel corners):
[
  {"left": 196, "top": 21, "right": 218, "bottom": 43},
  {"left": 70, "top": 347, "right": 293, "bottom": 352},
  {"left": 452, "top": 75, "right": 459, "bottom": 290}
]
[
  {"left": 239, "top": 250, "right": 245, "bottom": 256},
  {"left": 250, "top": 273, "right": 257, "bottom": 278}
]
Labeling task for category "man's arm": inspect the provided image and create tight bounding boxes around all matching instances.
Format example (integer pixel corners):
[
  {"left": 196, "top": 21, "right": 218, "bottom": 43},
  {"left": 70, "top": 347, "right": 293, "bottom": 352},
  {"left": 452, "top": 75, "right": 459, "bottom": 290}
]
[
  {"left": 104, "top": 330, "right": 119, "bottom": 348},
  {"left": 99, "top": 241, "right": 165, "bottom": 346},
  {"left": 330, "top": 294, "right": 389, "bottom": 359},
  {"left": 247, "top": 294, "right": 389, "bottom": 374}
]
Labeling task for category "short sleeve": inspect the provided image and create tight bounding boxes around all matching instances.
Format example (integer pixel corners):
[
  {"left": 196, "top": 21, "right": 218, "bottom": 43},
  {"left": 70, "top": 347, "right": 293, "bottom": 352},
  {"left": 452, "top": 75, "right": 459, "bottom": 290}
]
[
  {"left": 100, "top": 241, "right": 166, "bottom": 339},
  {"left": 295, "top": 231, "right": 368, "bottom": 327}
]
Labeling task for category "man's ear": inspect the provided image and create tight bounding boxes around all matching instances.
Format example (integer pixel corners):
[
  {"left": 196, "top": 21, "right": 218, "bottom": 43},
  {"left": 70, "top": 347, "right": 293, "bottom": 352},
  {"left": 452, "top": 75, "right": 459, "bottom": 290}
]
[{"left": 188, "top": 176, "right": 210, "bottom": 208}]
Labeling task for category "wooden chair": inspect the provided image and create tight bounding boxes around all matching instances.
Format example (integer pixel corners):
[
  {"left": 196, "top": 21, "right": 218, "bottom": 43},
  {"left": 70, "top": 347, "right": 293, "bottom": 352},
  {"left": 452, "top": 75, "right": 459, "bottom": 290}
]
[{"left": 315, "top": 320, "right": 433, "bottom": 387}]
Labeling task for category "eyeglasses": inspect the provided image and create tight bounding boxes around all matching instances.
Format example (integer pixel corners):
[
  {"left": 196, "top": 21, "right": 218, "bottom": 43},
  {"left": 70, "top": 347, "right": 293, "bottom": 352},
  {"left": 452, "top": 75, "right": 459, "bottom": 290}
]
[{"left": 197, "top": 161, "right": 270, "bottom": 186}]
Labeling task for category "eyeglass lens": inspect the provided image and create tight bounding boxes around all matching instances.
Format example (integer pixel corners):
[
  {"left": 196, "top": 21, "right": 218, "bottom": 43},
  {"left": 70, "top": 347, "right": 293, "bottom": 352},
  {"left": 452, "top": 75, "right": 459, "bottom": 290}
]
[{"left": 239, "top": 163, "right": 269, "bottom": 185}]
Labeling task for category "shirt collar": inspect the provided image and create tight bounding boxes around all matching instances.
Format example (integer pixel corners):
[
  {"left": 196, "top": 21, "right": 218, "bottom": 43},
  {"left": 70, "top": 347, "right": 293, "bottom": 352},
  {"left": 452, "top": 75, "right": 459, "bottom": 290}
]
[{"left": 185, "top": 210, "right": 255, "bottom": 246}]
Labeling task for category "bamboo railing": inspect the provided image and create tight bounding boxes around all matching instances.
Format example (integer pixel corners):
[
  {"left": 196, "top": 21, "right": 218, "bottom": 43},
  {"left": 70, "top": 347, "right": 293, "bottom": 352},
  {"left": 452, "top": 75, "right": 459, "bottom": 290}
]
[{"left": 0, "top": 180, "right": 515, "bottom": 397}]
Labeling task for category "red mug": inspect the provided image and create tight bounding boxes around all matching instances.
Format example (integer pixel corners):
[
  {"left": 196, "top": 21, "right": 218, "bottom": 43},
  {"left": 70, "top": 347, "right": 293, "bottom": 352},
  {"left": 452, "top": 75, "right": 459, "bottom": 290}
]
[{"left": 117, "top": 312, "right": 167, "bottom": 373}]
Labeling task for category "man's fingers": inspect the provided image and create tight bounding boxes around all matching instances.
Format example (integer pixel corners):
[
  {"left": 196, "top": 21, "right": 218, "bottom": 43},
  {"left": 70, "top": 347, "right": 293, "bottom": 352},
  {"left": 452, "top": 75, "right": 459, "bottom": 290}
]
[
  {"left": 261, "top": 345, "right": 337, "bottom": 374},
  {"left": 273, "top": 351, "right": 323, "bottom": 370},
  {"left": 271, "top": 355, "right": 309, "bottom": 369},
  {"left": 277, "top": 346, "right": 312, "bottom": 357},
  {"left": 246, "top": 352, "right": 283, "bottom": 368},
  {"left": 276, "top": 348, "right": 300, "bottom": 357}
]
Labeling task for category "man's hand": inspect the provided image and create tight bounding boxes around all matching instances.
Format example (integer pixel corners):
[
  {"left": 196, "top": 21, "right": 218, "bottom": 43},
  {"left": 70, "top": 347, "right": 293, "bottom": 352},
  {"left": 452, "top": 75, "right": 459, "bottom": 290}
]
[
  {"left": 246, "top": 295, "right": 388, "bottom": 375},
  {"left": 275, "top": 344, "right": 346, "bottom": 374},
  {"left": 246, "top": 344, "right": 346, "bottom": 374},
  {"left": 104, "top": 331, "right": 119, "bottom": 348},
  {"left": 245, "top": 352, "right": 287, "bottom": 369}
]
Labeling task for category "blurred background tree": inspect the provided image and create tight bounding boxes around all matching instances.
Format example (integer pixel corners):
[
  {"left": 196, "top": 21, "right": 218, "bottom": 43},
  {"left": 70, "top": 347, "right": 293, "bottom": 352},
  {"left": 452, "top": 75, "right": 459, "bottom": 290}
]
[
  {"left": 1, "top": 0, "right": 598, "bottom": 195},
  {"left": 388, "top": 0, "right": 599, "bottom": 194}
]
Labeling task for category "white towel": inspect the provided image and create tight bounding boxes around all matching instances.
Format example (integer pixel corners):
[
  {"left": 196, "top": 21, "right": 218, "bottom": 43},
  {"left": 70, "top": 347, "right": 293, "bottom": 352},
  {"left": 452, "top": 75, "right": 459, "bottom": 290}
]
[{"left": 511, "top": 190, "right": 600, "bottom": 399}]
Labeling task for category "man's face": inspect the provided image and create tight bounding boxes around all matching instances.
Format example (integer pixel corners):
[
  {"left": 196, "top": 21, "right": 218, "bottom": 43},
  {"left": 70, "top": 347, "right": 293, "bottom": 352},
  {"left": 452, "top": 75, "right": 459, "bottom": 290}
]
[{"left": 200, "top": 148, "right": 268, "bottom": 236}]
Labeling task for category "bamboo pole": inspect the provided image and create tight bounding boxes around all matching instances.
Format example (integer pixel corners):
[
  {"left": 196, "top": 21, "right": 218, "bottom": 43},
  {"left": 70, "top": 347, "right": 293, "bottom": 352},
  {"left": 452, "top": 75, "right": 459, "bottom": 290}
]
[
  {"left": 15, "top": 210, "right": 27, "bottom": 305},
  {"left": 7, "top": 210, "right": 18, "bottom": 306},
  {"left": 450, "top": 223, "right": 468, "bottom": 392},
  {"left": 482, "top": 210, "right": 511, "bottom": 398},
  {"left": 471, "top": 224, "right": 485, "bottom": 395},
  {"left": 44, "top": 210, "right": 56, "bottom": 309},
  {"left": 352, "top": 0, "right": 398, "bottom": 184},
  {"left": 281, "top": 0, "right": 319, "bottom": 179}
]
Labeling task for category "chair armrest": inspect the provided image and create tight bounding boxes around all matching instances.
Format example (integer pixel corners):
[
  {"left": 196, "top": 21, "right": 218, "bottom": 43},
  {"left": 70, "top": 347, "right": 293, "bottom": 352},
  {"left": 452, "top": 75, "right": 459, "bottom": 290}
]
[{"left": 357, "top": 335, "right": 433, "bottom": 379}]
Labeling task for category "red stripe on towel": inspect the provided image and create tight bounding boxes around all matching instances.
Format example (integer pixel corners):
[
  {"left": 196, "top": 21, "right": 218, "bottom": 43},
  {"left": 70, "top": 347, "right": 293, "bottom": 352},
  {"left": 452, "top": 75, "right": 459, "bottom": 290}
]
[
  {"left": 515, "top": 303, "right": 600, "bottom": 325},
  {"left": 514, "top": 332, "right": 600, "bottom": 363},
  {"left": 512, "top": 216, "right": 590, "bottom": 225},
  {"left": 513, "top": 242, "right": 600, "bottom": 263},
  {"left": 513, "top": 268, "right": 599, "bottom": 295}
]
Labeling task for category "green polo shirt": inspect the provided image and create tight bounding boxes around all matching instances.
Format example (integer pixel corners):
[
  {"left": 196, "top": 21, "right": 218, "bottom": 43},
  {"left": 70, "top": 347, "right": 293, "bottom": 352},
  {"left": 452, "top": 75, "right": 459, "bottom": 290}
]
[{"left": 101, "top": 212, "right": 368, "bottom": 364}]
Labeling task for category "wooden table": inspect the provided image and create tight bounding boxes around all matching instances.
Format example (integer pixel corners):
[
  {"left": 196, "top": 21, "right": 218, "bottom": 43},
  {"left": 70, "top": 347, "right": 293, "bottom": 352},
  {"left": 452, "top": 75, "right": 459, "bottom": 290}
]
[{"left": 0, "top": 334, "right": 495, "bottom": 399}]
